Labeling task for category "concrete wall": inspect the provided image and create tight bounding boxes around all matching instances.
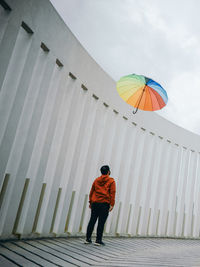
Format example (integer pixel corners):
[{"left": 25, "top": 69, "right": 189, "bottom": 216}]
[{"left": 1, "top": 0, "right": 200, "bottom": 240}]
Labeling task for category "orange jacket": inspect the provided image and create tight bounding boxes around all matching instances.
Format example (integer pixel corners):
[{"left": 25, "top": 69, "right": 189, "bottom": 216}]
[{"left": 89, "top": 175, "right": 116, "bottom": 206}]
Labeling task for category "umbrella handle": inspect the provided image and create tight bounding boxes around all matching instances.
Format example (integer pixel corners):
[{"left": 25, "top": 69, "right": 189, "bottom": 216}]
[
  {"left": 133, "top": 107, "right": 139, "bottom": 114},
  {"left": 132, "top": 87, "right": 145, "bottom": 114}
]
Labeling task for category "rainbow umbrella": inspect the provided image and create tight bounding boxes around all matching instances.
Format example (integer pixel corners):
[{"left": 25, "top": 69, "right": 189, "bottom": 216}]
[{"left": 116, "top": 74, "right": 168, "bottom": 114}]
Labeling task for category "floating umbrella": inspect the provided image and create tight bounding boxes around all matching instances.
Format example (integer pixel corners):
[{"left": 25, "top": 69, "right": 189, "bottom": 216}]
[{"left": 116, "top": 74, "right": 168, "bottom": 114}]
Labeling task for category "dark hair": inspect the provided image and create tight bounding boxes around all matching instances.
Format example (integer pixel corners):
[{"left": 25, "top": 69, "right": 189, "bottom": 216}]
[{"left": 100, "top": 165, "right": 110, "bottom": 175}]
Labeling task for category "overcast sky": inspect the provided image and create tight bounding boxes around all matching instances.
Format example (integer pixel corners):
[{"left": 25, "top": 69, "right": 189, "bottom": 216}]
[{"left": 50, "top": 0, "right": 200, "bottom": 135}]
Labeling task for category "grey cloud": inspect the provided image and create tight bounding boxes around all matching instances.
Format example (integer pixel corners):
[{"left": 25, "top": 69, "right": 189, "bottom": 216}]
[{"left": 50, "top": 0, "right": 200, "bottom": 135}]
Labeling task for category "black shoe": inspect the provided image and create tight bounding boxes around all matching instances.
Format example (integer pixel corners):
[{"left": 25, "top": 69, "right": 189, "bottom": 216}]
[
  {"left": 84, "top": 239, "right": 92, "bottom": 244},
  {"left": 94, "top": 240, "right": 105, "bottom": 246}
]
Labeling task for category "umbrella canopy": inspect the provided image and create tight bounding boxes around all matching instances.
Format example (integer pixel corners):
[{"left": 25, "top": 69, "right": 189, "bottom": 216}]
[{"left": 116, "top": 74, "right": 168, "bottom": 114}]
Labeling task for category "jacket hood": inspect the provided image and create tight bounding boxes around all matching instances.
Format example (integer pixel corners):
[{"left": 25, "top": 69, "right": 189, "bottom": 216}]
[{"left": 96, "top": 175, "right": 110, "bottom": 185}]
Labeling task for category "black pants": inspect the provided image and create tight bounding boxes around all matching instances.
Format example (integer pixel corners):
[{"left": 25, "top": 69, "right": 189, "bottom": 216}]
[{"left": 86, "top": 202, "right": 110, "bottom": 242}]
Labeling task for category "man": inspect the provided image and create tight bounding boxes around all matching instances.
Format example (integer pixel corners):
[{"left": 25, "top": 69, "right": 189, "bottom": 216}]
[{"left": 84, "top": 165, "right": 116, "bottom": 246}]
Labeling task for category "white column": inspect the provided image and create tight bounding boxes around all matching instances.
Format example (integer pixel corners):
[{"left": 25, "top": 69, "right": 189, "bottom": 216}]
[
  {"left": 148, "top": 137, "right": 165, "bottom": 236},
  {"left": 157, "top": 141, "right": 172, "bottom": 236},
  {"left": 166, "top": 144, "right": 180, "bottom": 236},
  {"left": 175, "top": 148, "right": 190, "bottom": 237},
  {"left": 129, "top": 128, "right": 147, "bottom": 235},
  {"left": 183, "top": 151, "right": 197, "bottom": 237},
  {"left": 127, "top": 127, "right": 144, "bottom": 235},
  {"left": 138, "top": 133, "right": 156, "bottom": 236},
  {"left": 193, "top": 153, "right": 200, "bottom": 237}
]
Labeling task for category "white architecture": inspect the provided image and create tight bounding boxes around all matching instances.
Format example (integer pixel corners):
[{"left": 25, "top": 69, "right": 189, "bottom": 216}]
[{"left": 1, "top": 0, "right": 200, "bottom": 240}]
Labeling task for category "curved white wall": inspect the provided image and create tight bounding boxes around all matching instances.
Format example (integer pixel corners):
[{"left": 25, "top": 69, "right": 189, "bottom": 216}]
[{"left": 1, "top": 0, "right": 200, "bottom": 240}]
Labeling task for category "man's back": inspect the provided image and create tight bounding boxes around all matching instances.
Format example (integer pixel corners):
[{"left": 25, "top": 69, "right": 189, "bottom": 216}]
[{"left": 90, "top": 175, "right": 116, "bottom": 206}]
